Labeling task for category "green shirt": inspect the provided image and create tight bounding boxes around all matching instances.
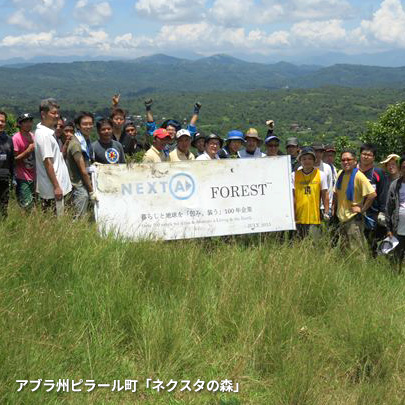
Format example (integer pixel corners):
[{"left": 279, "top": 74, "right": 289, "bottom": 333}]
[{"left": 66, "top": 138, "right": 89, "bottom": 188}]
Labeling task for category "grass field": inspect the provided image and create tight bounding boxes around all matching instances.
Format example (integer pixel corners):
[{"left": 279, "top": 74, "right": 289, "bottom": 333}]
[{"left": 1, "top": 204, "right": 405, "bottom": 404}]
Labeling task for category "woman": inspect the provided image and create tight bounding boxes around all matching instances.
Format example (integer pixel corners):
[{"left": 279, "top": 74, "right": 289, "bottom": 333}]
[{"left": 381, "top": 154, "right": 400, "bottom": 187}]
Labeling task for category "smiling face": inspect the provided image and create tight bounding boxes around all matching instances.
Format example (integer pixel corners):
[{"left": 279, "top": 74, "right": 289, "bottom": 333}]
[
  {"left": 341, "top": 152, "right": 357, "bottom": 173},
  {"left": 206, "top": 139, "right": 221, "bottom": 158},
  {"left": 78, "top": 115, "right": 94, "bottom": 138},
  {"left": 246, "top": 137, "right": 259, "bottom": 153},
  {"left": 228, "top": 140, "right": 243, "bottom": 154},
  {"left": 177, "top": 135, "right": 191, "bottom": 154},
  {"left": 98, "top": 122, "right": 113, "bottom": 143}
]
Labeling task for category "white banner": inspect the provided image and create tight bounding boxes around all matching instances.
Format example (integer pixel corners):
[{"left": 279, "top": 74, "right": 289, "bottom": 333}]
[{"left": 94, "top": 156, "right": 295, "bottom": 240}]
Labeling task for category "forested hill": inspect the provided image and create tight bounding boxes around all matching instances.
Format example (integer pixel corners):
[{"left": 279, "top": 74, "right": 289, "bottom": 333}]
[{"left": 1, "top": 54, "right": 405, "bottom": 100}]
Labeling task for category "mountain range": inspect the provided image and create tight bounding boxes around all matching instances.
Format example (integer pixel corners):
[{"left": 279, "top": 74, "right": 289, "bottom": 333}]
[{"left": 0, "top": 53, "right": 405, "bottom": 100}]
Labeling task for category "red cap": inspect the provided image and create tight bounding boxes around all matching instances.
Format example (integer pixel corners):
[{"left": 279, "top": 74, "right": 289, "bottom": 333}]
[{"left": 153, "top": 128, "right": 170, "bottom": 139}]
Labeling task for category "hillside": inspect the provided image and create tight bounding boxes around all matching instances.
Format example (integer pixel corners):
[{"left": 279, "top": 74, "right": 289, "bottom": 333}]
[
  {"left": 1, "top": 54, "right": 405, "bottom": 101},
  {"left": 1, "top": 206, "right": 405, "bottom": 404}
]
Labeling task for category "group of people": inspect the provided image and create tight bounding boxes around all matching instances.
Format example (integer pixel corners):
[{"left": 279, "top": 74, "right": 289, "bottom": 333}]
[{"left": 0, "top": 97, "right": 404, "bottom": 269}]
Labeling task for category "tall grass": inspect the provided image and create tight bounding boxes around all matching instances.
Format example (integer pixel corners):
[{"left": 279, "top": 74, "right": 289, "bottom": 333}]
[{"left": 1, "top": 204, "right": 405, "bottom": 404}]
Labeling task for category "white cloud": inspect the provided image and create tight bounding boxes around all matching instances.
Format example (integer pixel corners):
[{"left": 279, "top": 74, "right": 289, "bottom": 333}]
[
  {"left": 135, "top": 0, "right": 206, "bottom": 22},
  {"left": 210, "top": 0, "right": 352, "bottom": 25},
  {"left": 74, "top": 0, "right": 112, "bottom": 26},
  {"left": 0, "top": 25, "right": 110, "bottom": 52},
  {"left": 291, "top": 19, "right": 347, "bottom": 47},
  {"left": 358, "top": 0, "right": 405, "bottom": 47},
  {"left": 7, "top": 0, "right": 65, "bottom": 29}
]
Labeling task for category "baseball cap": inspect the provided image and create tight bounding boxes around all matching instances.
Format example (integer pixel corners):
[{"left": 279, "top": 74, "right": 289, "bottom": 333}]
[
  {"left": 153, "top": 128, "right": 170, "bottom": 139},
  {"left": 176, "top": 129, "right": 191, "bottom": 139},
  {"left": 312, "top": 142, "right": 325, "bottom": 151},
  {"left": 17, "top": 113, "right": 34, "bottom": 124},
  {"left": 298, "top": 146, "right": 316, "bottom": 161},
  {"left": 265, "top": 135, "right": 280, "bottom": 144},
  {"left": 286, "top": 137, "right": 299, "bottom": 147},
  {"left": 380, "top": 154, "right": 400, "bottom": 165},
  {"left": 324, "top": 144, "right": 336, "bottom": 152}
]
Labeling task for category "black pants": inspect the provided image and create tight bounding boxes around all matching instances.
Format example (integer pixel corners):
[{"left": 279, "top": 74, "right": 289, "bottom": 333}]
[
  {"left": 0, "top": 179, "right": 10, "bottom": 218},
  {"left": 394, "top": 234, "right": 405, "bottom": 273}
]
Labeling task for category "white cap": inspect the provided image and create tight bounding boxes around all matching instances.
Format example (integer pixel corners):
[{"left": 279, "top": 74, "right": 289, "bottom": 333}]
[{"left": 176, "top": 129, "right": 191, "bottom": 139}]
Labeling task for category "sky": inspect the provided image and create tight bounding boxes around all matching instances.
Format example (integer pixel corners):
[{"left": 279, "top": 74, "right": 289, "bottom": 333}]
[{"left": 0, "top": 0, "right": 404, "bottom": 63}]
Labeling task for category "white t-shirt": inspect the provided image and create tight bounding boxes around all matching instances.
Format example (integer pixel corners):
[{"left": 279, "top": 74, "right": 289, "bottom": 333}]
[
  {"left": 316, "top": 161, "right": 333, "bottom": 210},
  {"left": 397, "top": 183, "right": 405, "bottom": 235},
  {"left": 35, "top": 123, "right": 72, "bottom": 199},
  {"left": 196, "top": 152, "right": 218, "bottom": 160}
]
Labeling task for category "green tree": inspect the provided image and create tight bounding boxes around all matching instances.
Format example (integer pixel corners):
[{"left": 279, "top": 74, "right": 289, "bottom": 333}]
[
  {"left": 5, "top": 113, "right": 17, "bottom": 136},
  {"left": 361, "top": 102, "right": 405, "bottom": 159}
]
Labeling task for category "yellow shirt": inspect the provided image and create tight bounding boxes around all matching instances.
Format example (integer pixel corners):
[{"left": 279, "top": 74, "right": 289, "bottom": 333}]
[
  {"left": 334, "top": 170, "right": 375, "bottom": 223},
  {"left": 169, "top": 148, "right": 195, "bottom": 162},
  {"left": 142, "top": 146, "right": 167, "bottom": 163},
  {"left": 294, "top": 168, "right": 323, "bottom": 224}
]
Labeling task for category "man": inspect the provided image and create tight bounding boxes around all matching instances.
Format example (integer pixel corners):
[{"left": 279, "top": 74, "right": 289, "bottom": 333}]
[
  {"left": 324, "top": 144, "right": 338, "bottom": 186},
  {"left": 264, "top": 134, "right": 281, "bottom": 157},
  {"left": 196, "top": 133, "right": 223, "bottom": 160},
  {"left": 0, "top": 111, "right": 14, "bottom": 218},
  {"left": 286, "top": 137, "right": 300, "bottom": 170},
  {"left": 358, "top": 143, "right": 389, "bottom": 255},
  {"left": 192, "top": 132, "right": 206, "bottom": 157},
  {"left": 169, "top": 129, "right": 195, "bottom": 161},
  {"left": 292, "top": 147, "right": 329, "bottom": 238},
  {"left": 217, "top": 130, "right": 245, "bottom": 159},
  {"left": 110, "top": 108, "right": 126, "bottom": 143},
  {"left": 142, "top": 128, "right": 171, "bottom": 163},
  {"left": 312, "top": 142, "right": 333, "bottom": 214},
  {"left": 121, "top": 121, "right": 145, "bottom": 156},
  {"left": 92, "top": 118, "right": 126, "bottom": 164},
  {"left": 238, "top": 128, "right": 265, "bottom": 158},
  {"left": 13, "top": 113, "right": 35, "bottom": 210},
  {"left": 333, "top": 150, "right": 376, "bottom": 255},
  {"left": 34, "top": 99, "right": 72, "bottom": 214},
  {"left": 66, "top": 114, "right": 96, "bottom": 218},
  {"left": 145, "top": 98, "right": 201, "bottom": 139},
  {"left": 385, "top": 155, "right": 405, "bottom": 273}
]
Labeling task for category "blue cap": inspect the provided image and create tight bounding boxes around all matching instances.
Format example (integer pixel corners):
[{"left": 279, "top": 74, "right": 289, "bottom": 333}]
[
  {"left": 265, "top": 135, "right": 280, "bottom": 144},
  {"left": 226, "top": 130, "right": 245, "bottom": 142}
]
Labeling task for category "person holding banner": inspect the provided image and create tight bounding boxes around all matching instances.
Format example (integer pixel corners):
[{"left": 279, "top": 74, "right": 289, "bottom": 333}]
[
  {"left": 169, "top": 129, "right": 195, "bottom": 161},
  {"left": 143, "top": 128, "right": 171, "bottom": 163},
  {"left": 217, "top": 130, "right": 245, "bottom": 159},
  {"left": 196, "top": 133, "right": 223, "bottom": 160},
  {"left": 92, "top": 118, "right": 126, "bottom": 164},
  {"left": 292, "top": 147, "right": 329, "bottom": 239}
]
